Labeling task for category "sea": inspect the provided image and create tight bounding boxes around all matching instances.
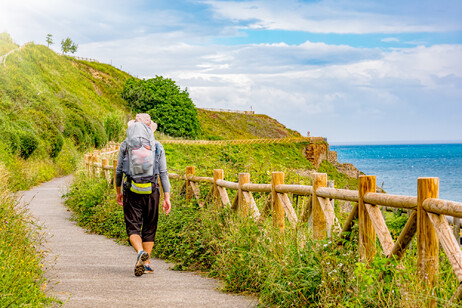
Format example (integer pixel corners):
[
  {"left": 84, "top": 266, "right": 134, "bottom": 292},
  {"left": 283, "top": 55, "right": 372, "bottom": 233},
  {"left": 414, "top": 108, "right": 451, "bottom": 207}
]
[{"left": 330, "top": 143, "right": 462, "bottom": 203}]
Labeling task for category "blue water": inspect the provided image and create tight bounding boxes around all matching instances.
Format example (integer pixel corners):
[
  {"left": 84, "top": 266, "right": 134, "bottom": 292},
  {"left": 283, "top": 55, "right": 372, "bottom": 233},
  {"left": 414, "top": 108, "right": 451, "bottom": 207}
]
[{"left": 330, "top": 144, "right": 462, "bottom": 202}]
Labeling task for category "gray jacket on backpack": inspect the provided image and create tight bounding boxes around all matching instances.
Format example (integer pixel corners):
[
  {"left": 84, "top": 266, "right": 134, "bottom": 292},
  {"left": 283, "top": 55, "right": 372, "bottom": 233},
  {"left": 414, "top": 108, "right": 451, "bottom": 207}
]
[{"left": 115, "top": 140, "right": 170, "bottom": 193}]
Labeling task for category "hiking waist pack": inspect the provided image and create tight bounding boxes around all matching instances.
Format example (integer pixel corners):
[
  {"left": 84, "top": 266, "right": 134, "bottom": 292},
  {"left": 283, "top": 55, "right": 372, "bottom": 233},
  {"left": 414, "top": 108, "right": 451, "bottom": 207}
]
[{"left": 126, "top": 122, "right": 155, "bottom": 194}]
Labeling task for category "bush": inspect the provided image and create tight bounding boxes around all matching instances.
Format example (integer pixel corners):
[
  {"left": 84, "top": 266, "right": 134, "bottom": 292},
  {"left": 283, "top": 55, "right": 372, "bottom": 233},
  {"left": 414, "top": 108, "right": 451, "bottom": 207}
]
[
  {"left": 0, "top": 126, "right": 20, "bottom": 154},
  {"left": 104, "top": 113, "right": 124, "bottom": 141},
  {"left": 47, "top": 128, "right": 64, "bottom": 158},
  {"left": 122, "top": 76, "right": 200, "bottom": 138},
  {"left": 55, "top": 138, "right": 79, "bottom": 175},
  {"left": 18, "top": 130, "right": 39, "bottom": 159}
]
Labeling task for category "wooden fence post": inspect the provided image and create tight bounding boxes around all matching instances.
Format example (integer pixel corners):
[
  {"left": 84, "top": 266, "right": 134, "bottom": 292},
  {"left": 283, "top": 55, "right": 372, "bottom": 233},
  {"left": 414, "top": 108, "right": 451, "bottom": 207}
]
[
  {"left": 102, "top": 158, "right": 109, "bottom": 182},
  {"left": 213, "top": 169, "right": 230, "bottom": 207},
  {"left": 312, "top": 173, "right": 327, "bottom": 240},
  {"left": 238, "top": 173, "right": 250, "bottom": 217},
  {"left": 417, "top": 177, "right": 439, "bottom": 305},
  {"left": 92, "top": 155, "right": 98, "bottom": 178},
  {"left": 358, "top": 175, "right": 376, "bottom": 262},
  {"left": 185, "top": 166, "right": 195, "bottom": 203},
  {"left": 454, "top": 218, "right": 461, "bottom": 244},
  {"left": 88, "top": 154, "right": 93, "bottom": 176},
  {"left": 113, "top": 159, "right": 117, "bottom": 190},
  {"left": 272, "top": 172, "right": 285, "bottom": 232},
  {"left": 213, "top": 169, "right": 223, "bottom": 207}
]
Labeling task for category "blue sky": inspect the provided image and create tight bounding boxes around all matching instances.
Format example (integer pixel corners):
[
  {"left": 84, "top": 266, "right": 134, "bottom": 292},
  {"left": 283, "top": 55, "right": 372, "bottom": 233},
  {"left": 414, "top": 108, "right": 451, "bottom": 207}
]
[{"left": 1, "top": 0, "right": 461, "bottom": 144}]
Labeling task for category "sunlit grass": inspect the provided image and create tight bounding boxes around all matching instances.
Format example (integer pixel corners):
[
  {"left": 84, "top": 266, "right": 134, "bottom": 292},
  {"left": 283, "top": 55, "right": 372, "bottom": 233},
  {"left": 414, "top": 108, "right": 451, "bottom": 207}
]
[{"left": 0, "top": 169, "right": 59, "bottom": 306}]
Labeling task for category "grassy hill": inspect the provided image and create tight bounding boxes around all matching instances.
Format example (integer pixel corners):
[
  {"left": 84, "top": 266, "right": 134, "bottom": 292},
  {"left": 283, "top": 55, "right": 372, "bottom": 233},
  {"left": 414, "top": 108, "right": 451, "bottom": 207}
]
[
  {"left": 198, "top": 109, "right": 302, "bottom": 140},
  {"left": 0, "top": 33, "right": 131, "bottom": 189},
  {"left": 0, "top": 33, "right": 18, "bottom": 56}
]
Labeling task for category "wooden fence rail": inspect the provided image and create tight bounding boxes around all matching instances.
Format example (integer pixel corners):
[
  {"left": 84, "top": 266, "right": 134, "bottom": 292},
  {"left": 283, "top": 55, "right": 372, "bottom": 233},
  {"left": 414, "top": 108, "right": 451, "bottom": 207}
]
[
  {"left": 84, "top": 149, "right": 462, "bottom": 305},
  {"left": 158, "top": 137, "right": 325, "bottom": 145}
]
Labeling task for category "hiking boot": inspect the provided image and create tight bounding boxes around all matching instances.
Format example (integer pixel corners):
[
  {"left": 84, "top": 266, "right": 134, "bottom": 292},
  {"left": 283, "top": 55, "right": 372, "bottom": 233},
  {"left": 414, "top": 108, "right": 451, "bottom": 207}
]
[
  {"left": 144, "top": 263, "right": 154, "bottom": 274},
  {"left": 134, "top": 251, "right": 149, "bottom": 276}
]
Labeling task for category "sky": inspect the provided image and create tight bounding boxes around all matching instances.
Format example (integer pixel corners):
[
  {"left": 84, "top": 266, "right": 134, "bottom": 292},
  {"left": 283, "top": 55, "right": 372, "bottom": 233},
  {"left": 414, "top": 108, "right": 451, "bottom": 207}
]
[{"left": 1, "top": 0, "right": 461, "bottom": 144}]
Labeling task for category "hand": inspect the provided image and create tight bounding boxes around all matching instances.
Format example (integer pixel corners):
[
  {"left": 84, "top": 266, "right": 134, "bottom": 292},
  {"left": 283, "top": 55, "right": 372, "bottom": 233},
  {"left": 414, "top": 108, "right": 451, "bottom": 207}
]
[
  {"left": 163, "top": 192, "right": 171, "bottom": 215},
  {"left": 116, "top": 187, "right": 123, "bottom": 206}
]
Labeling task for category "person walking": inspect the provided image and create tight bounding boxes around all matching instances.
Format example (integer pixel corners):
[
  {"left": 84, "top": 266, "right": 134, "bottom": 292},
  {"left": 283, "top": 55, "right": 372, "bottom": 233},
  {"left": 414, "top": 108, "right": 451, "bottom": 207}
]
[{"left": 115, "top": 113, "right": 171, "bottom": 276}]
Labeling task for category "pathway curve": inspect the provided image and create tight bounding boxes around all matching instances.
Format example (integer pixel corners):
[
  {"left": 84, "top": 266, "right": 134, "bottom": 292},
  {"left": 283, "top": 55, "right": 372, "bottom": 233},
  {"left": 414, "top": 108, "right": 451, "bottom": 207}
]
[
  {"left": 0, "top": 42, "right": 32, "bottom": 67},
  {"left": 21, "top": 176, "right": 256, "bottom": 308}
]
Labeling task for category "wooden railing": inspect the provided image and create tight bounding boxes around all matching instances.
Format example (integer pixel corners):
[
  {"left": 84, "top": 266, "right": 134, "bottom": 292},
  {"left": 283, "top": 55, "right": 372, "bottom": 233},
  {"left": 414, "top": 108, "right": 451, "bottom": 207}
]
[
  {"left": 200, "top": 107, "right": 255, "bottom": 115},
  {"left": 159, "top": 137, "right": 324, "bottom": 145},
  {"left": 84, "top": 147, "right": 462, "bottom": 305},
  {"left": 73, "top": 56, "right": 99, "bottom": 63}
]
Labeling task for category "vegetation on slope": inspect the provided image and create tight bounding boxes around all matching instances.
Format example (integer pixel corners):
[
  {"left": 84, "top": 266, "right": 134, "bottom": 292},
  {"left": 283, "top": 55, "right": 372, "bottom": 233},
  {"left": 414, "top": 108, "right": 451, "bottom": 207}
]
[
  {"left": 0, "top": 33, "right": 18, "bottom": 56},
  {"left": 0, "top": 33, "right": 130, "bottom": 190},
  {"left": 0, "top": 167, "right": 59, "bottom": 306},
  {"left": 122, "top": 76, "right": 200, "bottom": 138},
  {"left": 198, "top": 108, "right": 302, "bottom": 140}
]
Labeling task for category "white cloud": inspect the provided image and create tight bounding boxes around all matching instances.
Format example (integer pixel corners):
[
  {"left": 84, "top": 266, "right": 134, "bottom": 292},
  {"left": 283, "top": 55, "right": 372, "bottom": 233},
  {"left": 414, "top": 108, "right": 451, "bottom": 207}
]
[
  {"left": 203, "top": 0, "right": 462, "bottom": 34},
  {"left": 381, "top": 37, "right": 400, "bottom": 43}
]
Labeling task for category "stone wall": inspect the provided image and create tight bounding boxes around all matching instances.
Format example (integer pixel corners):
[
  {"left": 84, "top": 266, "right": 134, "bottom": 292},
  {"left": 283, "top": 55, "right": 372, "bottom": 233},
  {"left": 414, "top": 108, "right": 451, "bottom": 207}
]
[
  {"left": 304, "top": 142, "right": 328, "bottom": 168},
  {"left": 304, "top": 142, "right": 361, "bottom": 178}
]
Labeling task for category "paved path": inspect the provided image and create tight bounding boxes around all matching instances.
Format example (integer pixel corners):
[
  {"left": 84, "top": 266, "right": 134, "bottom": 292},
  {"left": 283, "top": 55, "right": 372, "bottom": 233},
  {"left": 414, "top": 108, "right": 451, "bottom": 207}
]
[{"left": 21, "top": 176, "right": 257, "bottom": 307}]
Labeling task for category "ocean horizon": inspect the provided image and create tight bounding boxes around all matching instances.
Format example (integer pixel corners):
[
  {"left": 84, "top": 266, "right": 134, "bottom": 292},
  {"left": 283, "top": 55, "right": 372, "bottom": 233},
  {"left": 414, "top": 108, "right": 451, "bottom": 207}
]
[{"left": 330, "top": 143, "right": 462, "bottom": 203}]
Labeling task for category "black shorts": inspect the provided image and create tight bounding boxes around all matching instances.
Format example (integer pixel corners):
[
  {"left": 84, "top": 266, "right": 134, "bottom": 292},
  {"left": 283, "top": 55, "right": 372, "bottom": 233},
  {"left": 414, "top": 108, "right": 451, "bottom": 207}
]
[{"left": 123, "top": 182, "right": 160, "bottom": 242}]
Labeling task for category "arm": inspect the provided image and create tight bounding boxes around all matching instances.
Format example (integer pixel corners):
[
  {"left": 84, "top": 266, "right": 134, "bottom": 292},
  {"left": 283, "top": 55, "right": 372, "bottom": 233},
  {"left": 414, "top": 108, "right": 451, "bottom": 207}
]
[
  {"left": 115, "top": 141, "right": 127, "bottom": 206},
  {"left": 157, "top": 143, "right": 171, "bottom": 215},
  {"left": 163, "top": 192, "right": 171, "bottom": 215}
]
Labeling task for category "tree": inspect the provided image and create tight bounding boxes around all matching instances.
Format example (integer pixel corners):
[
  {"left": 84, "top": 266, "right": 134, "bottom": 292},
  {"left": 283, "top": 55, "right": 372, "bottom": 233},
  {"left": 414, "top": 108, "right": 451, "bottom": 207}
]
[
  {"left": 46, "top": 34, "right": 53, "bottom": 47},
  {"left": 122, "top": 76, "right": 201, "bottom": 138},
  {"left": 61, "top": 37, "right": 78, "bottom": 55}
]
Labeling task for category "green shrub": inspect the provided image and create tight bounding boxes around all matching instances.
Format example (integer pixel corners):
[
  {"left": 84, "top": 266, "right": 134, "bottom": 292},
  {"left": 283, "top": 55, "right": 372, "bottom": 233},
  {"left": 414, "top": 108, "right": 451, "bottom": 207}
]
[
  {"left": 0, "top": 126, "right": 20, "bottom": 154},
  {"left": 104, "top": 112, "right": 124, "bottom": 141},
  {"left": 47, "top": 128, "right": 64, "bottom": 158},
  {"left": 18, "top": 130, "right": 39, "bottom": 159},
  {"left": 55, "top": 138, "right": 79, "bottom": 175},
  {"left": 122, "top": 76, "right": 200, "bottom": 138}
]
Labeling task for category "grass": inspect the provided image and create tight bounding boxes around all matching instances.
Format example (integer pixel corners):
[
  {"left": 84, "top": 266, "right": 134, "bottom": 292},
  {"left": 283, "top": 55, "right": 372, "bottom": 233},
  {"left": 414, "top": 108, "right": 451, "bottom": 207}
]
[
  {"left": 0, "top": 166, "right": 59, "bottom": 307},
  {"left": 0, "top": 33, "right": 18, "bottom": 56},
  {"left": 198, "top": 108, "right": 302, "bottom": 140},
  {"left": 0, "top": 34, "right": 131, "bottom": 190}
]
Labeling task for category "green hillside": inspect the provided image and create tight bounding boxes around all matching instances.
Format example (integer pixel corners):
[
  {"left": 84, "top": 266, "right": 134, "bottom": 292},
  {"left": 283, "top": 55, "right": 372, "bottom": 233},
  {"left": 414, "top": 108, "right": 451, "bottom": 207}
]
[
  {"left": 198, "top": 109, "right": 302, "bottom": 139},
  {"left": 0, "top": 33, "right": 131, "bottom": 189},
  {"left": 0, "top": 33, "right": 18, "bottom": 56}
]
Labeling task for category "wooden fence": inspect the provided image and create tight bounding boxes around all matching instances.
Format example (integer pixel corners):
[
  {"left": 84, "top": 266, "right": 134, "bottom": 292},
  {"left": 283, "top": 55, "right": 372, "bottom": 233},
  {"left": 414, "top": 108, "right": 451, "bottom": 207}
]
[
  {"left": 158, "top": 137, "right": 325, "bottom": 145},
  {"left": 200, "top": 107, "right": 255, "bottom": 115},
  {"left": 73, "top": 56, "right": 99, "bottom": 63},
  {"left": 84, "top": 145, "right": 462, "bottom": 305}
]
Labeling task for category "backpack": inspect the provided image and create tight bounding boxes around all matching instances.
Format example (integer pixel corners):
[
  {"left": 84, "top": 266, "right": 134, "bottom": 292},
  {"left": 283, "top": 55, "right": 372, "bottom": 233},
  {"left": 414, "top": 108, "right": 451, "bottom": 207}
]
[{"left": 126, "top": 122, "right": 155, "bottom": 194}]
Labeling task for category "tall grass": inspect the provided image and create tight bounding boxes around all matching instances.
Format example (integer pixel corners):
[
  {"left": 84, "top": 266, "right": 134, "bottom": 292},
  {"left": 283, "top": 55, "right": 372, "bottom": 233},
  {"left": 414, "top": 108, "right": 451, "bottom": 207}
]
[
  {"left": 0, "top": 165, "right": 59, "bottom": 306},
  {"left": 64, "top": 167, "right": 461, "bottom": 307}
]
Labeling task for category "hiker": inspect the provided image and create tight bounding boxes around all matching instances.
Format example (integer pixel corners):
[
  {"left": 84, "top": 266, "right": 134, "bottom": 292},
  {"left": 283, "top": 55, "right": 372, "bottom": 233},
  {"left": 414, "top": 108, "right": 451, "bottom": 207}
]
[{"left": 115, "top": 113, "right": 171, "bottom": 276}]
